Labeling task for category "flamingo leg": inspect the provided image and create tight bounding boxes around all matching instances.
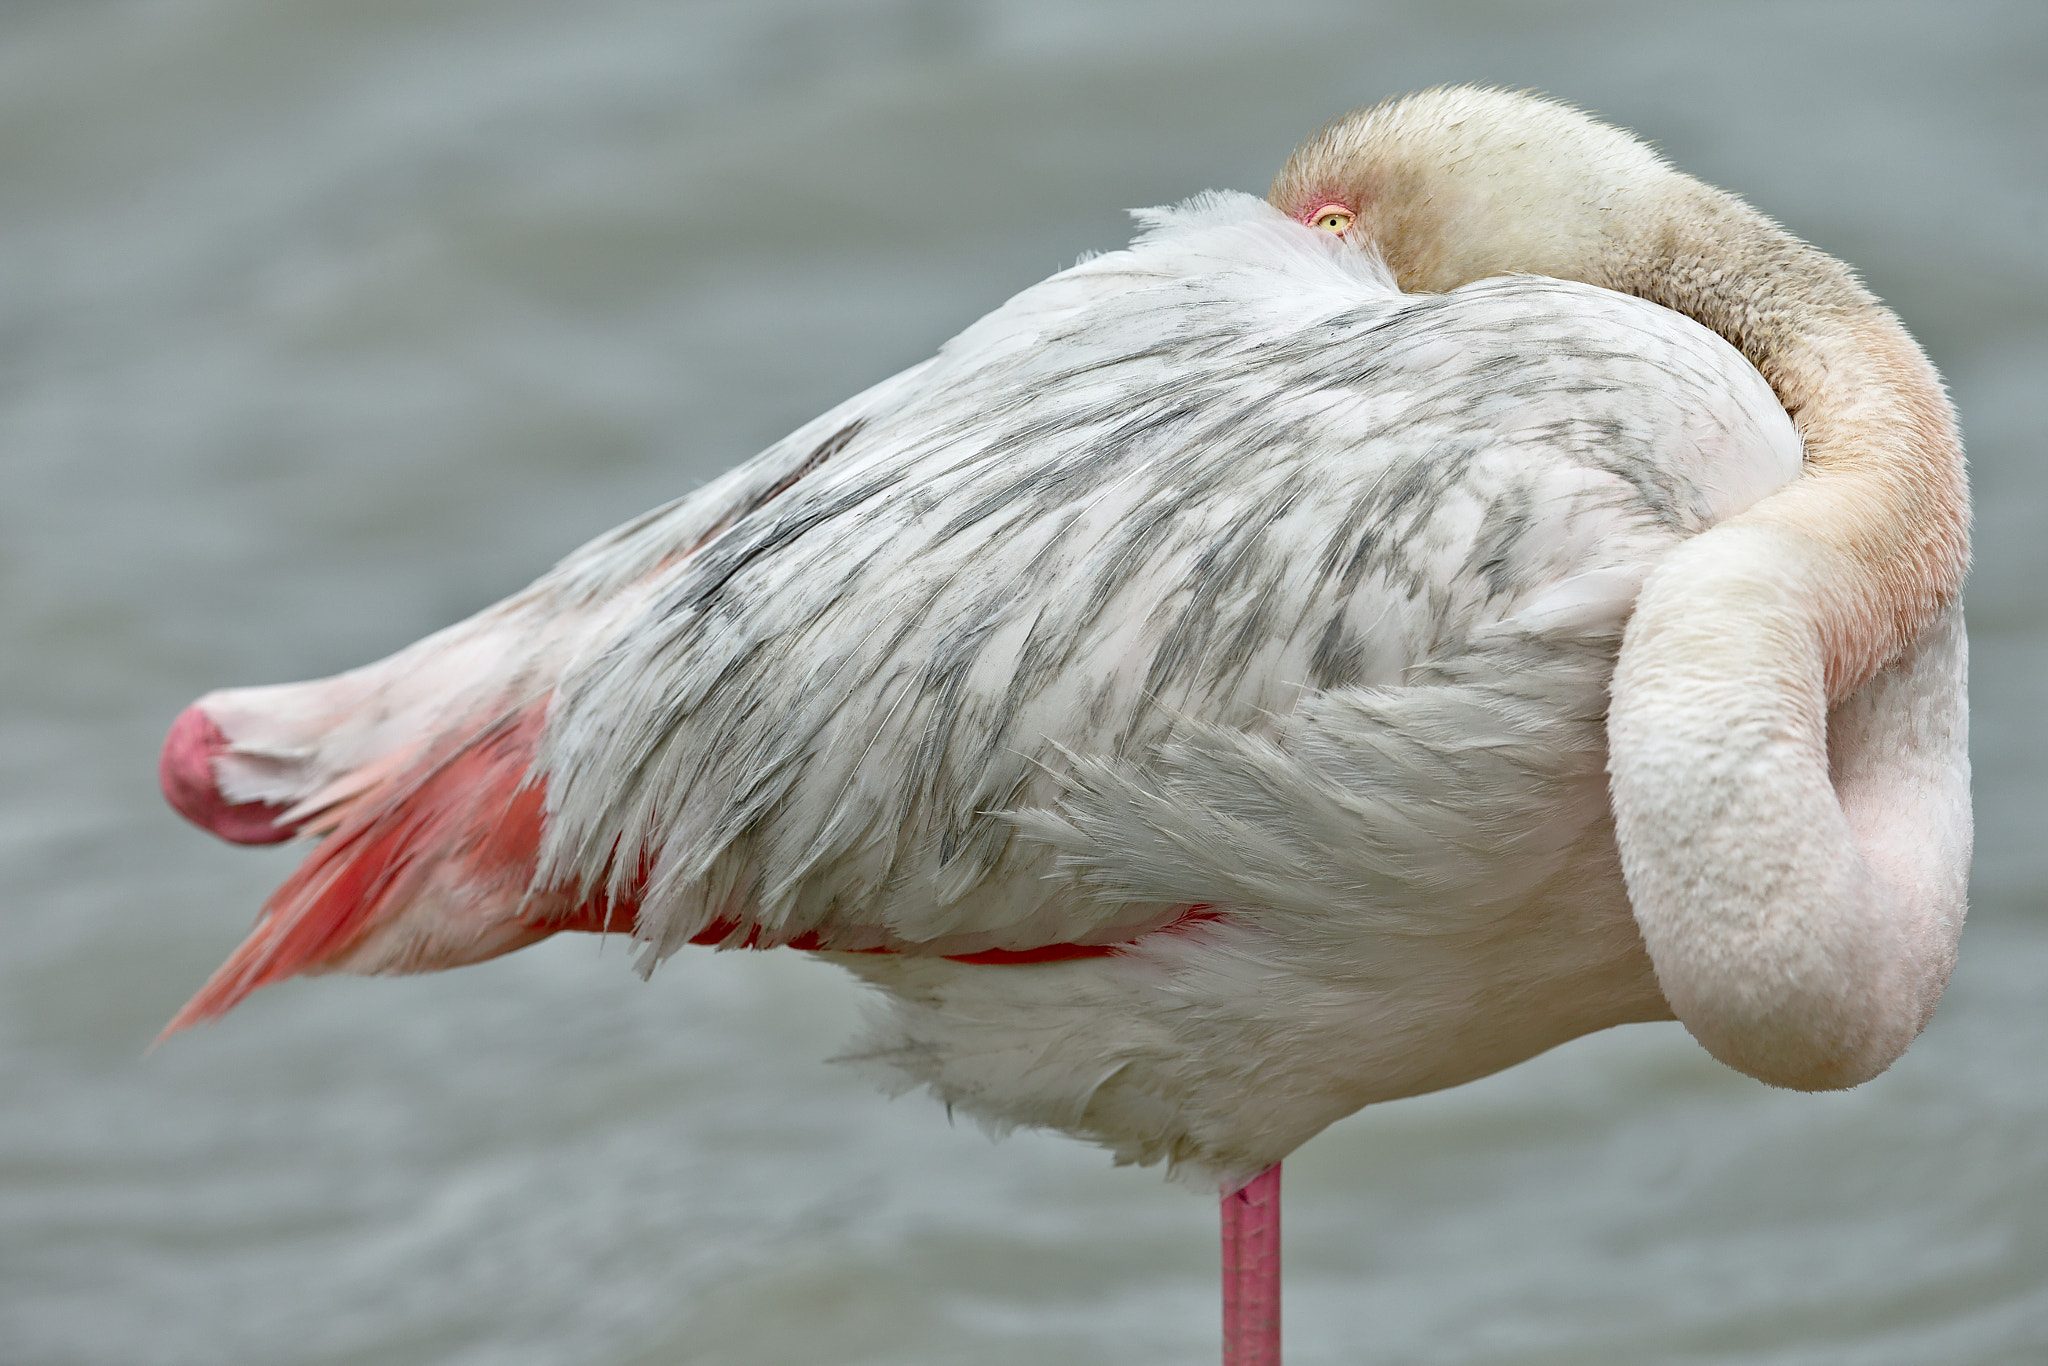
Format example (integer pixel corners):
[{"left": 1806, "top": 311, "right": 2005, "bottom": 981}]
[{"left": 1222, "top": 1162, "right": 1282, "bottom": 1365}]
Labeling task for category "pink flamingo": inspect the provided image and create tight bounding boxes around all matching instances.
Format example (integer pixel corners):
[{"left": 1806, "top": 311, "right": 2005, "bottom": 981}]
[{"left": 160, "top": 88, "right": 1970, "bottom": 1364}]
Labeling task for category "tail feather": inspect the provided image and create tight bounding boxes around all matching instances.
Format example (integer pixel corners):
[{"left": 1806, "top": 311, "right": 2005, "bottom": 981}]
[{"left": 158, "top": 702, "right": 625, "bottom": 1038}]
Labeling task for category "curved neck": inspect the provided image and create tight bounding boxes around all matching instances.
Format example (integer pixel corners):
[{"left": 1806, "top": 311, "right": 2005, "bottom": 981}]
[{"left": 1587, "top": 183, "right": 1971, "bottom": 1088}]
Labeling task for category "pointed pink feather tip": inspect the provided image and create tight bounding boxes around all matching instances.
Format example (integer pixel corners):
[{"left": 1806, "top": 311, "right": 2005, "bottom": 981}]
[{"left": 159, "top": 704, "right": 296, "bottom": 845}]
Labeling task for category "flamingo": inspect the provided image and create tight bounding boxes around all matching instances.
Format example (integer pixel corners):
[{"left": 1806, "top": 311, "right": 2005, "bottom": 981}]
[{"left": 158, "top": 87, "right": 1969, "bottom": 1364}]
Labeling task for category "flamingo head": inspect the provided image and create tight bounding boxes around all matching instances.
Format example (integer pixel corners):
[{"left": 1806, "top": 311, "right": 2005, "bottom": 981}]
[{"left": 1268, "top": 86, "right": 1668, "bottom": 297}]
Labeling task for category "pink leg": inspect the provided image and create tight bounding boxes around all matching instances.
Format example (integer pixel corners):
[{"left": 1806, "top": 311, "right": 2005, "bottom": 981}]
[{"left": 1221, "top": 1162, "right": 1281, "bottom": 1366}]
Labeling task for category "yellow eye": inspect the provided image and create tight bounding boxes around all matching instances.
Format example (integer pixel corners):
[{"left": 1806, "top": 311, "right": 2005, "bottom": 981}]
[{"left": 1310, "top": 205, "right": 1354, "bottom": 235}]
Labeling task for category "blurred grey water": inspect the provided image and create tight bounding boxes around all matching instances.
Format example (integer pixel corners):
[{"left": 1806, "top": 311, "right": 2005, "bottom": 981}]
[{"left": 3, "top": 2, "right": 2045, "bottom": 1362}]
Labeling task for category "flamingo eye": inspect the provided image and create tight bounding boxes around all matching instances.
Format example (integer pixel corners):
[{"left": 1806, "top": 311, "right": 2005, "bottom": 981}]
[{"left": 1310, "top": 205, "right": 1354, "bottom": 235}]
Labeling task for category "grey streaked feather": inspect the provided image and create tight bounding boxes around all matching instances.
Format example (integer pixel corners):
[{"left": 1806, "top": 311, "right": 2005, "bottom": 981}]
[{"left": 532, "top": 192, "right": 1800, "bottom": 962}]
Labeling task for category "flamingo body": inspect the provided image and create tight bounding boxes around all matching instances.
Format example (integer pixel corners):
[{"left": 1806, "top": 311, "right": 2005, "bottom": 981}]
[{"left": 163, "top": 192, "right": 1821, "bottom": 1173}]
